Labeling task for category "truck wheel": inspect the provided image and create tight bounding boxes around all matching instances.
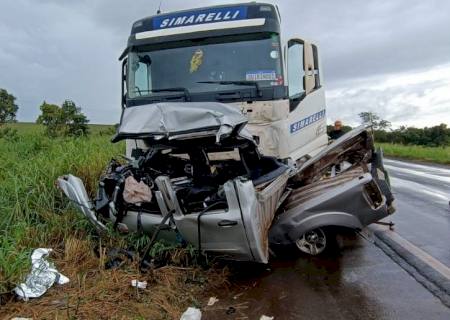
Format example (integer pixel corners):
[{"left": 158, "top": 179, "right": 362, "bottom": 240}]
[{"left": 295, "top": 228, "right": 327, "bottom": 255}]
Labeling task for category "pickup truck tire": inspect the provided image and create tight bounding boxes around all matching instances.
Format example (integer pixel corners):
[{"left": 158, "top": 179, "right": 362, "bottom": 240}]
[{"left": 295, "top": 227, "right": 329, "bottom": 256}]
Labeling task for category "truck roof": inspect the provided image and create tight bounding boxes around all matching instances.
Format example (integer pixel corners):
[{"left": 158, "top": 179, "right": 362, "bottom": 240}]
[
  {"left": 130, "top": 2, "right": 279, "bottom": 36},
  {"left": 118, "top": 2, "right": 281, "bottom": 57}
]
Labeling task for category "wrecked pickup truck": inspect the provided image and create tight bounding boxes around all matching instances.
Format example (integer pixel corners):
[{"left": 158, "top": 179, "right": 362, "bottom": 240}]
[{"left": 57, "top": 102, "right": 394, "bottom": 264}]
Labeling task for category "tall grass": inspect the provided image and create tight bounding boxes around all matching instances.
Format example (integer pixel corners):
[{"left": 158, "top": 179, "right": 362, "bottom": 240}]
[
  {"left": 0, "top": 124, "right": 123, "bottom": 294},
  {"left": 378, "top": 143, "right": 450, "bottom": 165}
]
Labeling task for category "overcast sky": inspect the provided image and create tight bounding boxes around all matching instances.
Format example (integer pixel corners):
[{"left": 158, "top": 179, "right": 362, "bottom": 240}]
[{"left": 1, "top": 0, "right": 449, "bottom": 127}]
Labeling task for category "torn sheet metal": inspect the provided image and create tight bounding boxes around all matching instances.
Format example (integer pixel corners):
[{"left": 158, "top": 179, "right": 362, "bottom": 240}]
[
  {"left": 13, "top": 248, "right": 69, "bottom": 301},
  {"left": 57, "top": 174, "right": 107, "bottom": 232},
  {"left": 294, "top": 125, "right": 372, "bottom": 184},
  {"left": 112, "top": 102, "right": 254, "bottom": 143}
]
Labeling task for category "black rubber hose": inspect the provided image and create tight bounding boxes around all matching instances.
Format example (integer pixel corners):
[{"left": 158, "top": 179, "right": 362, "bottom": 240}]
[{"left": 140, "top": 211, "right": 173, "bottom": 267}]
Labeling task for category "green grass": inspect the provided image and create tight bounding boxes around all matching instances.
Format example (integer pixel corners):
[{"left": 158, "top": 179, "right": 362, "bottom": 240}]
[
  {"left": 378, "top": 143, "right": 450, "bottom": 165},
  {"left": 0, "top": 123, "right": 123, "bottom": 294},
  {"left": 6, "top": 122, "right": 116, "bottom": 135}
]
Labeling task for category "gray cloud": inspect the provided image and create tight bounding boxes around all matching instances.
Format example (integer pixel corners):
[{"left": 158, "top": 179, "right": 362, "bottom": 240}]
[
  {"left": 327, "top": 69, "right": 450, "bottom": 128},
  {"left": 1, "top": 0, "right": 450, "bottom": 125}
]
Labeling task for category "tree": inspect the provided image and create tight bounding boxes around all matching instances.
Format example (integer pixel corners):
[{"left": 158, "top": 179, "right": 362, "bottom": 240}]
[
  {"left": 426, "top": 123, "right": 449, "bottom": 147},
  {"left": 0, "top": 88, "right": 18, "bottom": 125},
  {"left": 358, "top": 112, "right": 391, "bottom": 130},
  {"left": 61, "top": 100, "right": 89, "bottom": 136},
  {"left": 37, "top": 100, "right": 89, "bottom": 137}
]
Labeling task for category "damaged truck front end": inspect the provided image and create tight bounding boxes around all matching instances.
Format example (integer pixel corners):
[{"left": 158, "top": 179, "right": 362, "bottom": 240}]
[{"left": 57, "top": 103, "right": 394, "bottom": 263}]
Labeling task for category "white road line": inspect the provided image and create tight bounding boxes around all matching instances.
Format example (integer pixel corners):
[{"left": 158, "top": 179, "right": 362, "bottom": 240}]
[
  {"left": 385, "top": 164, "right": 450, "bottom": 184},
  {"left": 385, "top": 159, "right": 450, "bottom": 177},
  {"left": 390, "top": 176, "right": 449, "bottom": 203}
]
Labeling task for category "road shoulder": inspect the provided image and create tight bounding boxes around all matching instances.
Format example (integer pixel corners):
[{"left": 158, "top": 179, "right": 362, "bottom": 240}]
[{"left": 372, "top": 225, "right": 450, "bottom": 307}]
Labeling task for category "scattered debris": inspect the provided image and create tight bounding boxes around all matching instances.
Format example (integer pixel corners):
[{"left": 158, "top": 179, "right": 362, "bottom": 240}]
[
  {"left": 104, "top": 247, "right": 135, "bottom": 269},
  {"left": 131, "top": 279, "right": 147, "bottom": 289},
  {"left": 226, "top": 306, "right": 236, "bottom": 315},
  {"left": 260, "top": 316, "right": 274, "bottom": 320},
  {"left": 180, "top": 307, "right": 202, "bottom": 320},
  {"left": 13, "top": 248, "right": 69, "bottom": 301},
  {"left": 233, "top": 292, "right": 244, "bottom": 300},
  {"left": 207, "top": 296, "right": 219, "bottom": 306}
]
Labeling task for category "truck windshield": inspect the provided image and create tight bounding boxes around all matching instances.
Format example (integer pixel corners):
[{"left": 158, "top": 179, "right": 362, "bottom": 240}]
[{"left": 127, "top": 34, "right": 283, "bottom": 99}]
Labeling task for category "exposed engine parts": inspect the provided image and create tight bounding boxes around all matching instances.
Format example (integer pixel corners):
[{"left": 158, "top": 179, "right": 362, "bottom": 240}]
[{"left": 94, "top": 139, "right": 288, "bottom": 233}]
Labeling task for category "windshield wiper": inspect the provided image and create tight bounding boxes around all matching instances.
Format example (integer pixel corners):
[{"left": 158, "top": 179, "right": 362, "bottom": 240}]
[
  {"left": 151, "top": 87, "right": 191, "bottom": 101},
  {"left": 135, "top": 87, "right": 191, "bottom": 101},
  {"left": 197, "top": 80, "right": 262, "bottom": 97}
]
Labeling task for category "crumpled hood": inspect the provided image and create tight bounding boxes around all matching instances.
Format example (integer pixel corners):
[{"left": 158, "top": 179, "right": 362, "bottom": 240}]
[{"left": 112, "top": 102, "right": 253, "bottom": 143}]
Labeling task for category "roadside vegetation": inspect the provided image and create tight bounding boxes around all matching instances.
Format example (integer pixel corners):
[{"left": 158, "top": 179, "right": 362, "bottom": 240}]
[
  {"left": 0, "top": 123, "right": 228, "bottom": 318},
  {"left": 377, "top": 143, "right": 450, "bottom": 165},
  {"left": 0, "top": 123, "right": 122, "bottom": 292},
  {"left": 0, "top": 88, "right": 226, "bottom": 318}
]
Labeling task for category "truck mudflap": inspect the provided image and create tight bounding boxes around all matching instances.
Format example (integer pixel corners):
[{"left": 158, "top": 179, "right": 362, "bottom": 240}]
[{"left": 57, "top": 175, "right": 107, "bottom": 232}]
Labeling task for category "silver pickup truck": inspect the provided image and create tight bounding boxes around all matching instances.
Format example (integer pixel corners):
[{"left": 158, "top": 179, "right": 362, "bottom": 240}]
[{"left": 57, "top": 102, "right": 394, "bottom": 263}]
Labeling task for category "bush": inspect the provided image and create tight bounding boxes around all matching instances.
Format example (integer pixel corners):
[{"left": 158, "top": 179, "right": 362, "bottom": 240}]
[
  {"left": 0, "top": 127, "right": 18, "bottom": 141},
  {"left": 36, "top": 100, "right": 89, "bottom": 137}
]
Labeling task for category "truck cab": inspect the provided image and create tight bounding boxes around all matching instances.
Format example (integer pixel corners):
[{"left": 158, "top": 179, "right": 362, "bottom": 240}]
[{"left": 120, "top": 2, "right": 328, "bottom": 162}]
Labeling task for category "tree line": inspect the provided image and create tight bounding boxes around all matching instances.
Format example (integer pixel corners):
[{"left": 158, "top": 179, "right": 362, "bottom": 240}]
[
  {"left": 359, "top": 111, "right": 449, "bottom": 147},
  {"left": 0, "top": 88, "right": 89, "bottom": 137},
  {"left": 328, "top": 112, "right": 449, "bottom": 147}
]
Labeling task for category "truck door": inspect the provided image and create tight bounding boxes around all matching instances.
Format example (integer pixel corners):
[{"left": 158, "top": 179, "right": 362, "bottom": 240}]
[{"left": 286, "top": 39, "right": 327, "bottom": 161}]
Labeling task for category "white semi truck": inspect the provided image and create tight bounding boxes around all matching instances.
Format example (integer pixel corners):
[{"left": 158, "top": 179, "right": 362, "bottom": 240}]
[{"left": 58, "top": 2, "right": 395, "bottom": 263}]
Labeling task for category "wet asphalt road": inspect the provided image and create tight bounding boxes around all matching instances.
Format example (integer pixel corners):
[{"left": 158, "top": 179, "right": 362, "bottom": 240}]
[
  {"left": 204, "top": 234, "right": 450, "bottom": 319},
  {"left": 203, "top": 159, "right": 450, "bottom": 319},
  {"left": 383, "top": 158, "right": 450, "bottom": 266}
]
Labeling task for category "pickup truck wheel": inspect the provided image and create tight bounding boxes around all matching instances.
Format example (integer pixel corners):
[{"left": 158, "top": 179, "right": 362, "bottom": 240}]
[{"left": 295, "top": 228, "right": 327, "bottom": 255}]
